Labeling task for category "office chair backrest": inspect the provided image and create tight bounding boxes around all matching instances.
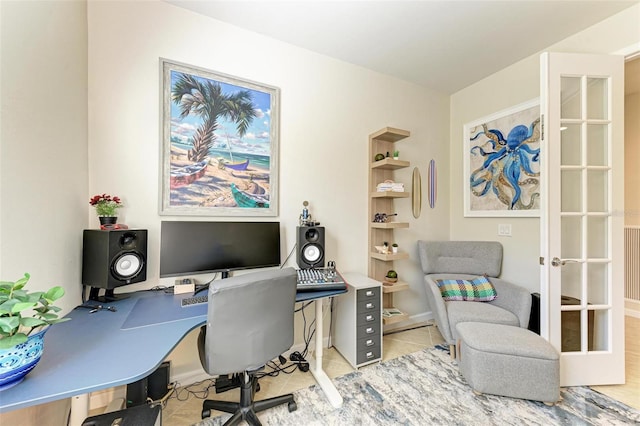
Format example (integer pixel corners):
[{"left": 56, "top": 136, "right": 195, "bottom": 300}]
[
  {"left": 200, "top": 267, "right": 297, "bottom": 375},
  {"left": 417, "top": 241, "right": 503, "bottom": 277}
]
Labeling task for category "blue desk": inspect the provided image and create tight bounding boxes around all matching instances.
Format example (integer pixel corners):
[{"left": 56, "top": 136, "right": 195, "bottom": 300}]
[{"left": 0, "top": 287, "right": 346, "bottom": 422}]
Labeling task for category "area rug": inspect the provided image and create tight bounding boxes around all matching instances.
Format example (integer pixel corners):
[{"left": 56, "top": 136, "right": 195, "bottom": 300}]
[{"left": 196, "top": 347, "right": 640, "bottom": 425}]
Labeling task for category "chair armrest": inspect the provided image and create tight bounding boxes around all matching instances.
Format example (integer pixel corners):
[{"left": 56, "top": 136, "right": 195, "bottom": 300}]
[
  {"left": 489, "top": 278, "right": 532, "bottom": 328},
  {"left": 424, "top": 273, "right": 476, "bottom": 345}
]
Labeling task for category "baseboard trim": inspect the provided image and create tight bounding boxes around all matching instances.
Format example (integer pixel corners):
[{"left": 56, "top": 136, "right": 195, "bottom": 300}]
[{"left": 625, "top": 298, "right": 640, "bottom": 318}]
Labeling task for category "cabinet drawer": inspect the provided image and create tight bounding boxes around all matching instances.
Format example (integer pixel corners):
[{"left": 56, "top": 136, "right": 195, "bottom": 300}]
[
  {"left": 357, "top": 334, "right": 380, "bottom": 351},
  {"left": 356, "top": 322, "right": 380, "bottom": 340},
  {"left": 356, "top": 345, "right": 381, "bottom": 364},
  {"left": 356, "top": 311, "right": 379, "bottom": 326},
  {"left": 357, "top": 287, "right": 380, "bottom": 302},
  {"left": 357, "top": 298, "right": 379, "bottom": 313}
]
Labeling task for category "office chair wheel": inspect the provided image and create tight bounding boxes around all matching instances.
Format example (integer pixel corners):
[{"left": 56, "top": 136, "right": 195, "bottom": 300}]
[
  {"left": 201, "top": 409, "right": 211, "bottom": 419},
  {"left": 288, "top": 401, "right": 297, "bottom": 412}
]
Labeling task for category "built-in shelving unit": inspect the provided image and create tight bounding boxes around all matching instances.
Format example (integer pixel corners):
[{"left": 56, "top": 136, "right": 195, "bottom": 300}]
[{"left": 367, "top": 127, "right": 411, "bottom": 326}]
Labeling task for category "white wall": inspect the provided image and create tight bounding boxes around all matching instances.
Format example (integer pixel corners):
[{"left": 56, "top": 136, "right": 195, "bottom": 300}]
[
  {"left": 0, "top": 1, "right": 88, "bottom": 312},
  {"left": 0, "top": 0, "right": 87, "bottom": 423},
  {"left": 450, "top": 4, "right": 640, "bottom": 292},
  {"left": 87, "top": 0, "right": 450, "bottom": 378}
]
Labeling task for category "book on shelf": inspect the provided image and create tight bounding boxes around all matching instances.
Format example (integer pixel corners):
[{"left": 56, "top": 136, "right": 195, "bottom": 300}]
[{"left": 376, "top": 181, "right": 404, "bottom": 192}]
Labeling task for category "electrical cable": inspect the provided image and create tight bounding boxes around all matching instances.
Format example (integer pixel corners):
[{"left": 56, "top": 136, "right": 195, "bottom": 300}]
[{"left": 280, "top": 242, "right": 297, "bottom": 268}]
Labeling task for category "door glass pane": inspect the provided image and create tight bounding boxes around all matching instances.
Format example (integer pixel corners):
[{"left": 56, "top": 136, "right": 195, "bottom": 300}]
[
  {"left": 587, "top": 263, "right": 608, "bottom": 305},
  {"left": 587, "top": 124, "right": 608, "bottom": 166},
  {"left": 591, "top": 309, "right": 608, "bottom": 351},
  {"left": 561, "top": 124, "right": 581, "bottom": 166},
  {"left": 561, "top": 295, "right": 582, "bottom": 352},
  {"left": 561, "top": 263, "right": 582, "bottom": 300},
  {"left": 561, "top": 77, "right": 582, "bottom": 119},
  {"left": 587, "top": 216, "right": 608, "bottom": 258},
  {"left": 587, "top": 170, "right": 608, "bottom": 212},
  {"left": 561, "top": 216, "right": 582, "bottom": 258},
  {"left": 561, "top": 170, "right": 582, "bottom": 212},
  {"left": 587, "top": 78, "right": 608, "bottom": 120}
]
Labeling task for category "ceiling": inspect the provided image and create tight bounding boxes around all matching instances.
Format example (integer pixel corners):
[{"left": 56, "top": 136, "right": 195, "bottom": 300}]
[{"left": 165, "top": 0, "right": 638, "bottom": 94}]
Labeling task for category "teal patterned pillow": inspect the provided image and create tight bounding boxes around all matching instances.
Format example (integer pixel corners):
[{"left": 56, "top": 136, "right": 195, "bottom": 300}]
[{"left": 435, "top": 276, "right": 498, "bottom": 302}]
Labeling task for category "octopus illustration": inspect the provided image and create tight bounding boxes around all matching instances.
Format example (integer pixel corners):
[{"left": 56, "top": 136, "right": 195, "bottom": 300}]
[{"left": 469, "top": 117, "right": 540, "bottom": 210}]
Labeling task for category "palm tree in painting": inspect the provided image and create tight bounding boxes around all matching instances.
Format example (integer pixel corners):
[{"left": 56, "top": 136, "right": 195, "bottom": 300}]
[{"left": 172, "top": 73, "right": 256, "bottom": 163}]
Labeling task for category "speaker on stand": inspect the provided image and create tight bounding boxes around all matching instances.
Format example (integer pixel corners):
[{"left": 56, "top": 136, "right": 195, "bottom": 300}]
[
  {"left": 296, "top": 226, "right": 325, "bottom": 269},
  {"left": 82, "top": 229, "right": 148, "bottom": 302}
]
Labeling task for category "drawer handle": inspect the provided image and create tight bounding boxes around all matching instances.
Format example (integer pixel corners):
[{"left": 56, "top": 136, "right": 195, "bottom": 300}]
[
  {"left": 366, "top": 351, "right": 374, "bottom": 359},
  {"left": 366, "top": 339, "right": 374, "bottom": 347},
  {"left": 366, "top": 302, "right": 374, "bottom": 309},
  {"left": 365, "top": 314, "right": 374, "bottom": 322},
  {"left": 365, "top": 327, "right": 374, "bottom": 334},
  {"left": 365, "top": 290, "right": 374, "bottom": 297}
]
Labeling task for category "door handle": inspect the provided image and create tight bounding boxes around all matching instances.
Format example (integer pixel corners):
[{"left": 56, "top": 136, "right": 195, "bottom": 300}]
[{"left": 551, "top": 257, "right": 580, "bottom": 267}]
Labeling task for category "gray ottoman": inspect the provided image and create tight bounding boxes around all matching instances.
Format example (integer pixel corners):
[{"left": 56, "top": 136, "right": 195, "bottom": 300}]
[{"left": 456, "top": 322, "right": 560, "bottom": 404}]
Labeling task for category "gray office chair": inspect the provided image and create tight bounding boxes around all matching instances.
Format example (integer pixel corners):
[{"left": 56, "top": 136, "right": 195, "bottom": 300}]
[{"left": 197, "top": 267, "right": 298, "bottom": 425}]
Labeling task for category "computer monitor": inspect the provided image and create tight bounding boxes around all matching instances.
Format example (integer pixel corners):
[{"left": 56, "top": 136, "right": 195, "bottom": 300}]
[{"left": 159, "top": 221, "right": 281, "bottom": 279}]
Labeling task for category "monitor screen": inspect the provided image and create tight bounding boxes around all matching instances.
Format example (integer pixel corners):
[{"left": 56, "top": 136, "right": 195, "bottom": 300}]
[{"left": 159, "top": 221, "right": 281, "bottom": 278}]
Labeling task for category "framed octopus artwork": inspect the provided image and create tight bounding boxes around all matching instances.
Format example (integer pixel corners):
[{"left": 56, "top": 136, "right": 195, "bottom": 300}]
[{"left": 463, "top": 99, "right": 540, "bottom": 217}]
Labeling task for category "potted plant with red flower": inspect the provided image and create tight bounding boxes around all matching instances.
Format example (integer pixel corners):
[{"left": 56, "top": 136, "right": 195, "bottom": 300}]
[{"left": 89, "top": 194, "right": 122, "bottom": 226}]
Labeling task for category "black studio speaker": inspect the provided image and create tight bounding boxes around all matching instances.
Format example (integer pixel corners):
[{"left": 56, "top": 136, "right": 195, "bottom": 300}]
[
  {"left": 82, "top": 229, "right": 148, "bottom": 292},
  {"left": 296, "top": 226, "right": 325, "bottom": 269}
]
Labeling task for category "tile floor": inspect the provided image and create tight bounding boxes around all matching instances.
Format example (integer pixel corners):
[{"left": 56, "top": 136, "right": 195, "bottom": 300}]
[{"left": 100, "top": 317, "right": 639, "bottom": 426}]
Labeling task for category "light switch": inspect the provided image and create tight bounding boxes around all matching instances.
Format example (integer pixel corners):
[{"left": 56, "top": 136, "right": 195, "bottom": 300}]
[{"left": 498, "top": 224, "right": 512, "bottom": 237}]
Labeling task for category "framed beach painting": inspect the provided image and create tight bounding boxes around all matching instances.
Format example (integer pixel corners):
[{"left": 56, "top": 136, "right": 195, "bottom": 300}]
[
  {"left": 159, "top": 59, "right": 279, "bottom": 216},
  {"left": 463, "top": 99, "right": 541, "bottom": 217}
]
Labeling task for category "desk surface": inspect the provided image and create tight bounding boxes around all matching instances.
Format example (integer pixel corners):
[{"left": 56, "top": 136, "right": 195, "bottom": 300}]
[{"left": 0, "top": 287, "right": 346, "bottom": 413}]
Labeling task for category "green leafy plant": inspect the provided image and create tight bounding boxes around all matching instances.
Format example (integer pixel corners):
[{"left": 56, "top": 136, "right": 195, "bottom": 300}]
[
  {"left": 393, "top": 150, "right": 399, "bottom": 158},
  {"left": 0, "top": 273, "right": 70, "bottom": 349},
  {"left": 89, "top": 193, "right": 122, "bottom": 217},
  {"left": 392, "top": 243, "right": 398, "bottom": 248},
  {"left": 386, "top": 270, "right": 398, "bottom": 279}
]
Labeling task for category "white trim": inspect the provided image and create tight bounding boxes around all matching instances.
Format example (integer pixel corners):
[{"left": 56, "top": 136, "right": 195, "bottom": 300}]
[{"left": 614, "top": 43, "right": 640, "bottom": 59}]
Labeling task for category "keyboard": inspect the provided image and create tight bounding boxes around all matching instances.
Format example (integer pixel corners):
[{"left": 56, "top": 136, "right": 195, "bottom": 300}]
[
  {"left": 296, "top": 268, "right": 346, "bottom": 292},
  {"left": 181, "top": 294, "right": 208, "bottom": 307}
]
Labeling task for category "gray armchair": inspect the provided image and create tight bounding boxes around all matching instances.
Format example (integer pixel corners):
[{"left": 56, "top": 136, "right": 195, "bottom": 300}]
[
  {"left": 197, "top": 267, "right": 298, "bottom": 425},
  {"left": 417, "top": 241, "right": 531, "bottom": 356}
]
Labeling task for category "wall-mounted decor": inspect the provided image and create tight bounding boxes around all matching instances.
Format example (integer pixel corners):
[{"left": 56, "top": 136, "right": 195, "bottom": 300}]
[
  {"left": 159, "top": 59, "right": 279, "bottom": 216},
  {"left": 463, "top": 99, "right": 540, "bottom": 217},
  {"left": 412, "top": 167, "right": 422, "bottom": 218},
  {"left": 428, "top": 159, "right": 437, "bottom": 209}
]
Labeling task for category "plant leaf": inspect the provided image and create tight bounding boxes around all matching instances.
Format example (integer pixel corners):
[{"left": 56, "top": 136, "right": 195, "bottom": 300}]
[
  {"left": 0, "top": 333, "right": 28, "bottom": 349},
  {"left": 44, "top": 286, "right": 65, "bottom": 301},
  {"left": 0, "top": 316, "right": 19, "bottom": 333},
  {"left": 11, "top": 301, "right": 37, "bottom": 314}
]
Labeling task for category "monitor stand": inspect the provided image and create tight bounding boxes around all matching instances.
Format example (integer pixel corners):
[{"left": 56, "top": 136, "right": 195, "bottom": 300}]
[{"left": 88, "top": 287, "right": 129, "bottom": 303}]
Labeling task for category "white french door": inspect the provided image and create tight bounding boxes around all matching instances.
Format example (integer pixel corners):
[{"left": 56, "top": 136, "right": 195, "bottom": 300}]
[{"left": 539, "top": 52, "right": 625, "bottom": 386}]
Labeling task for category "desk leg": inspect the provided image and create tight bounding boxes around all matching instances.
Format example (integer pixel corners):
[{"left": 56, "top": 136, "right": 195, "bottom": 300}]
[
  {"left": 307, "top": 298, "right": 343, "bottom": 408},
  {"left": 69, "top": 393, "right": 89, "bottom": 426}
]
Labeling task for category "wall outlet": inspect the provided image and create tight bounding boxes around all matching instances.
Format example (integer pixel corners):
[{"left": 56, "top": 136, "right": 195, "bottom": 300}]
[{"left": 498, "top": 224, "right": 512, "bottom": 237}]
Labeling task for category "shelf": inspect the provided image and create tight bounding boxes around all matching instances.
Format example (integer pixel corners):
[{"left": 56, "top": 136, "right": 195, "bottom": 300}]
[
  {"left": 370, "top": 127, "right": 410, "bottom": 143},
  {"left": 382, "top": 281, "right": 409, "bottom": 293},
  {"left": 382, "top": 309, "right": 409, "bottom": 325},
  {"left": 370, "top": 222, "right": 409, "bottom": 229},
  {"left": 371, "top": 158, "right": 410, "bottom": 170},
  {"left": 370, "top": 252, "right": 410, "bottom": 261},
  {"left": 371, "top": 191, "right": 410, "bottom": 198}
]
